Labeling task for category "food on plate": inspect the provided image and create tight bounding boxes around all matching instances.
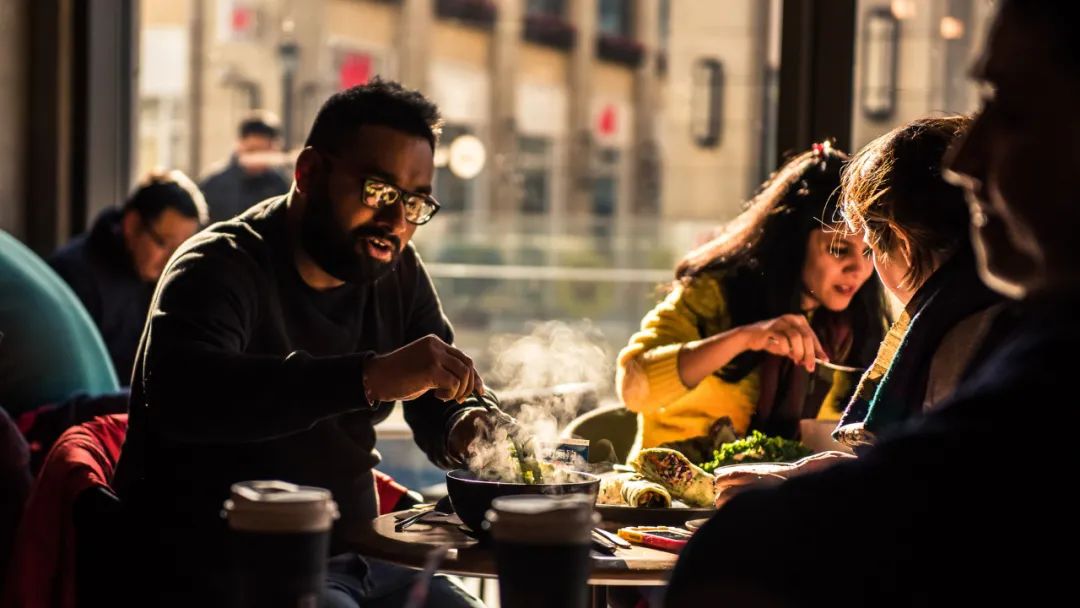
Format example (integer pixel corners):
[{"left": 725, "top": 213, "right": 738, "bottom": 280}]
[
  {"left": 699, "top": 430, "right": 813, "bottom": 473},
  {"left": 631, "top": 448, "right": 715, "bottom": 508},
  {"left": 598, "top": 474, "right": 628, "bottom": 505},
  {"left": 598, "top": 473, "right": 673, "bottom": 508},
  {"left": 623, "top": 476, "right": 673, "bottom": 508}
]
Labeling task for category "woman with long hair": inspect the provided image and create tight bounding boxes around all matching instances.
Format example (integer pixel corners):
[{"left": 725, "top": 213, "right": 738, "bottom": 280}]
[{"left": 616, "top": 142, "right": 887, "bottom": 461}]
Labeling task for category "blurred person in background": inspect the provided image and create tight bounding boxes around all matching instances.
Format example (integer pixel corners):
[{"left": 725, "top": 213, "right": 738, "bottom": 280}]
[
  {"left": 200, "top": 110, "right": 291, "bottom": 223},
  {"left": 616, "top": 143, "right": 887, "bottom": 464},
  {"left": 49, "top": 170, "right": 207, "bottom": 383},
  {"left": 665, "top": 1, "right": 1075, "bottom": 603}
]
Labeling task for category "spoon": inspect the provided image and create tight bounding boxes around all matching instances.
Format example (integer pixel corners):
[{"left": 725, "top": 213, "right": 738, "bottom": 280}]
[
  {"left": 395, "top": 495, "right": 454, "bottom": 532},
  {"left": 813, "top": 359, "right": 866, "bottom": 374}
]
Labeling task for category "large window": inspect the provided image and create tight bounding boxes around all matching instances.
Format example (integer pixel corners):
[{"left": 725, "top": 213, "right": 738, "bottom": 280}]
[
  {"left": 518, "top": 136, "right": 552, "bottom": 215},
  {"left": 597, "top": 0, "right": 632, "bottom": 36},
  {"left": 526, "top": 0, "right": 565, "bottom": 17},
  {"left": 850, "top": 0, "right": 995, "bottom": 149},
  {"left": 433, "top": 124, "right": 480, "bottom": 214}
]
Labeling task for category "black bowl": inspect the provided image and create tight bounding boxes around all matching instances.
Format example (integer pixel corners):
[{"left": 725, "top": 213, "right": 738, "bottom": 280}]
[{"left": 445, "top": 469, "right": 600, "bottom": 534}]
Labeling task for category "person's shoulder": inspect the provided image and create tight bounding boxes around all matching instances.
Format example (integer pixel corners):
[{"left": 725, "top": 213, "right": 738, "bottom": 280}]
[
  {"left": 47, "top": 233, "right": 92, "bottom": 273},
  {"left": 198, "top": 159, "right": 236, "bottom": 185},
  {"left": 401, "top": 241, "right": 424, "bottom": 267},
  {"left": 172, "top": 199, "right": 284, "bottom": 272},
  {"left": 674, "top": 269, "right": 728, "bottom": 309},
  {"left": 689, "top": 269, "right": 727, "bottom": 290}
]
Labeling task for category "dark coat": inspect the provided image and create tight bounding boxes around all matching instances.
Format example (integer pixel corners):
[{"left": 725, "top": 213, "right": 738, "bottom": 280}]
[{"left": 49, "top": 209, "right": 154, "bottom": 384}]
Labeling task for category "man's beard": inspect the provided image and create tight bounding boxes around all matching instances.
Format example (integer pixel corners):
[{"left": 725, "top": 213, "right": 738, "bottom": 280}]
[{"left": 300, "top": 190, "right": 401, "bottom": 285}]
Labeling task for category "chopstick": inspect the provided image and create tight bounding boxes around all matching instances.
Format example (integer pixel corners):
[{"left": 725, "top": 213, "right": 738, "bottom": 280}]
[
  {"left": 594, "top": 527, "right": 632, "bottom": 549},
  {"left": 395, "top": 507, "right": 434, "bottom": 532},
  {"left": 472, "top": 392, "right": 544, "bottom": 483},
  {"left": 591, "top": 530, "right": 618, "bottom": 554}
]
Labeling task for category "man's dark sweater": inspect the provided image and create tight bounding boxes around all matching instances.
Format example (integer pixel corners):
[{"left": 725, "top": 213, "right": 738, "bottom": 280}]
[
  {"left": 113, "top": 197, "right": 478, "bottom": 555},
  {"left": 49, "top": 209, "right": 155, "bottom": 383},
  {"left": 665, "top": 296, "right": 1068, "bottom": 606},
  {"left": 200, "top": 156, "right": 290, "bottom": 224}
]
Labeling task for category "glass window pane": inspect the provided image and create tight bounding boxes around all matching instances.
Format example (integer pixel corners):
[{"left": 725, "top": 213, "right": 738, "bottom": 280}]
[
  {"left": 598, "top": 0, "right": 631, "bottom": 36},
  {"left": 527, "top": 0, "right": 565, "bottom": 17},
  {"left": 851, "top": 0, "right": 996, "bottom": 147}
]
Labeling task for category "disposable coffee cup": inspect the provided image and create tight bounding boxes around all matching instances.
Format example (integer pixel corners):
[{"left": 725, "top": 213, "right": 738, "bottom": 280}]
[
  {"left": 223, "top": 480, "right": 339, "bottom": 608},
  {"left": 485, "top": 494, "right": 598, "bottom": 608}
]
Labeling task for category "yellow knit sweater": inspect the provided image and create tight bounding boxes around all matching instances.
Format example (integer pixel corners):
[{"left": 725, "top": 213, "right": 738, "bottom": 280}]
[{"left": 616, "top": 273, "right": 852, "bottom": 448}]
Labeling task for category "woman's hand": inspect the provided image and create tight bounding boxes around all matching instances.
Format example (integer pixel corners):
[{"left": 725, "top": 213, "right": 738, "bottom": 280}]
[
  {"left": 677, "top": 314, "right": 827, "bottom": 387},
  {"left": 739, "top": 314, "right": 828, "bottom": 372}
]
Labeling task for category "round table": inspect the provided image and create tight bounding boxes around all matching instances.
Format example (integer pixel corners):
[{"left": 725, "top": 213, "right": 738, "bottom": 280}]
[{"left": 347, "top": 511, "right": 679, "bottom": 607}]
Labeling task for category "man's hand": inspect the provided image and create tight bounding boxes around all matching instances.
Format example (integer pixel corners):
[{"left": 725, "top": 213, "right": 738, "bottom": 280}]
[
  {"left": 363, "top": 335, "right": 485, "bottom": 403},
  {"left": 447, "top": 408, "right": 492, "bottom": 467},
  {"left": 711, "top": 453, "right": 855, "bottom": 508},
  {"left": 786, "top": 450, "right": 855, "bottom": 477},
  {"left": 712, "top": 463, "right": 792, "bottom": 508},
  {"left": 446, "top": 398, "right": 522, "bottom": 466}
]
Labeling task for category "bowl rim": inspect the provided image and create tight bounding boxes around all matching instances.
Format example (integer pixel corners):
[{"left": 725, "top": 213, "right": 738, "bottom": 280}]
[{"left": 446, "top": 468, "right": 600, "bottom": 488}]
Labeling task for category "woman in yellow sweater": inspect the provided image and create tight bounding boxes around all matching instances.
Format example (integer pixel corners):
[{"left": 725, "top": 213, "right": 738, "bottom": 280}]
[{"left": 617, "top": 143, "right": 887, "bottom": 459}]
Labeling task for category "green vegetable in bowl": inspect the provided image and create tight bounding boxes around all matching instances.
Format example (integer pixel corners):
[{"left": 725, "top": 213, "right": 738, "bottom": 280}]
[{"left": 700, "top": 431, "right": 813, "bottom": 473}]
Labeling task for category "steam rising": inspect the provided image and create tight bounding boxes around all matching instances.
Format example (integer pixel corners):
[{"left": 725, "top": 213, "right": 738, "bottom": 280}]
[{"left": 465, "top": 321, "right": 613, "bottom": 483}]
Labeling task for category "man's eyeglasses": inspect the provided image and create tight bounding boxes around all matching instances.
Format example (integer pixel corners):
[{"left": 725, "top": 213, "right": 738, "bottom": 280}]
[
  {"left": 361, "top": 177, "right": 441, "bottom": 226},
  {"left": 141, "top": 216, "right": 167, "bottom": 247},
  {"left": 140, "top": 216, "right": 181, "bottom": 252},
  {"left": 317, "top": 149, "right": 441, "bottom": 225}
]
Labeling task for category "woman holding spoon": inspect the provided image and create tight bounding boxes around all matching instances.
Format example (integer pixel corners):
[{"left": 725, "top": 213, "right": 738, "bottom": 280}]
[{"left": 616, "top": 142, "right": 887, "bottom": 462}]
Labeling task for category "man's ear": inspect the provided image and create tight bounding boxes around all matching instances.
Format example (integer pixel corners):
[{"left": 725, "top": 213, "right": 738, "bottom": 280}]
[
  {"left": 895, "top": 230, "right": 915, "bottom": 267},
  {"left": 121, "top": 209, "right": 141, "bottom": 244},
  {"left": 294, "top": 147, "right": 321, "bottom": 195}
]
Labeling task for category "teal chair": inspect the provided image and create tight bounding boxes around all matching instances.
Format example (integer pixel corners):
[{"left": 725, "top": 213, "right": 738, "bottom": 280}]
[{"left": 0, "top": 230, "right": 119, "bottom": 416}]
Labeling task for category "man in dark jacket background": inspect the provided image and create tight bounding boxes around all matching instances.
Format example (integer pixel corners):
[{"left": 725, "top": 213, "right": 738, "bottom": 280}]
[
  {"left": 49, "top": 171, "right": 207, "bottom": 382},
  {"left": 199, "top": 111, "right": 291, "bottom": 223}
]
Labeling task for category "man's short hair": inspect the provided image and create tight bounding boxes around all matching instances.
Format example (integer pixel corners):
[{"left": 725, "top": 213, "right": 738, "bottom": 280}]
[
  {"left": 304, "top": 77, "right": 443, "bottom": 153},
  {"left": 124, "top": 170, "right": 209, "bottom": 225},
  {"left": 238, "top": 111, "right": 282, "bottom": 140}
]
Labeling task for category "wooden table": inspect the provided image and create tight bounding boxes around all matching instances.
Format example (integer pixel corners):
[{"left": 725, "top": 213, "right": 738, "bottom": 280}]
[{"left": 348, "top": 511, "right": 679, "bottom": 607}]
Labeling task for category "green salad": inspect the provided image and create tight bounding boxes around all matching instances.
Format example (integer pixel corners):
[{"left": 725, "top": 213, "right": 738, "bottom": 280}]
[{"left": 700, "top": 431, "right": 813, "bottom": 473}]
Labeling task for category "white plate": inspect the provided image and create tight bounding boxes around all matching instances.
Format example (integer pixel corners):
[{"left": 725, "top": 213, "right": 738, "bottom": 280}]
[{"left": 685, "top": 518, "right": 709, "bottom": 532}]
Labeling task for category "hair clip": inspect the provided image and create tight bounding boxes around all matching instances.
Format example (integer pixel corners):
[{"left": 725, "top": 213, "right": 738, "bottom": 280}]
[{"left": 811, "top": 141, "right": 833, "bottom": 170}]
